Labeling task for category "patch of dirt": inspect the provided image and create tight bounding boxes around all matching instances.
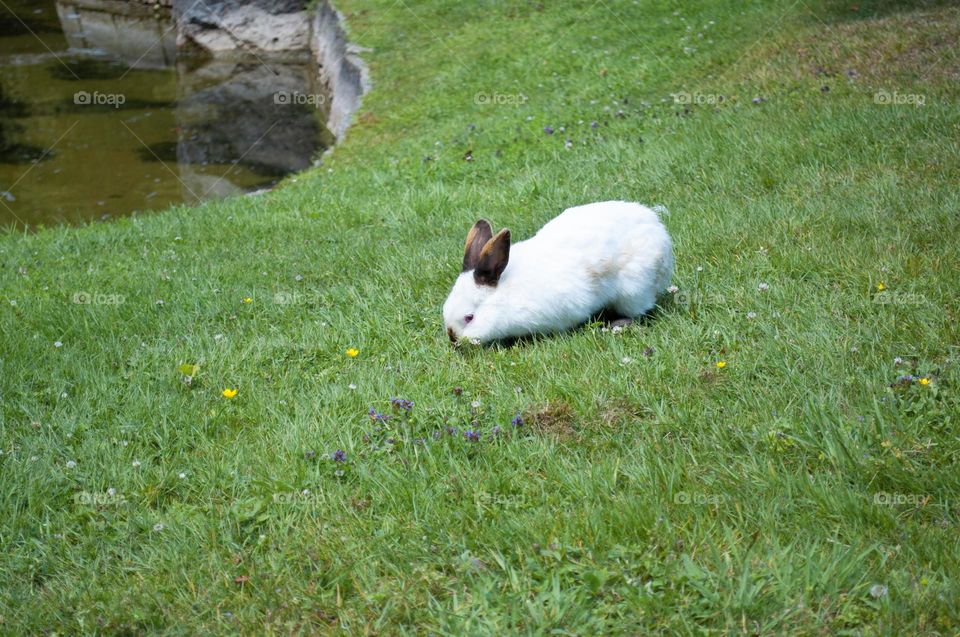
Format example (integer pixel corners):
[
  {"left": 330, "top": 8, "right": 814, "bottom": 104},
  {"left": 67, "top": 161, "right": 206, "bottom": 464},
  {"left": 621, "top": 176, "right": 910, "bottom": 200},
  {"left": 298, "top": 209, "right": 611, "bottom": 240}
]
[
  {"left": 523, "top": 402, "right": 577, "bottom": 439},
  {"left": 599, "top": 398, "right": 654, "bottom": 426}
]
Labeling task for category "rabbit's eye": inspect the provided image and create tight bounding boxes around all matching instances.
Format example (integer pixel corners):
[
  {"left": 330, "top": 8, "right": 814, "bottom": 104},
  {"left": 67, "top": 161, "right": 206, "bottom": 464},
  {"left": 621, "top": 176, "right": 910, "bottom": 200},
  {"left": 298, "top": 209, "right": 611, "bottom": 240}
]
[{"left": 464, "top": 314, "right": 474, "bottom": 324}]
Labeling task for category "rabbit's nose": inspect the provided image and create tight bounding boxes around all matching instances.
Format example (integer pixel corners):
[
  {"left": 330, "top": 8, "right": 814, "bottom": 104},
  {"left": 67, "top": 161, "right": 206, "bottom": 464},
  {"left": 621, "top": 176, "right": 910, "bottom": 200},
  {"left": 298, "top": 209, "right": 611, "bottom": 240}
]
[{"left": 447, "top": 327, "right": 457, "bottom": 343}]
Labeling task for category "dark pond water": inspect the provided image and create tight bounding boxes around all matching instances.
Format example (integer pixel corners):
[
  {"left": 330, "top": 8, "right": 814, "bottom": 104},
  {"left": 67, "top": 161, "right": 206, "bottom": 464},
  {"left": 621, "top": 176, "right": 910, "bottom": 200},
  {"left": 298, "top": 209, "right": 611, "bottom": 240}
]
[{"left": 0, "top": 0, "right": 332, "bottom": 228}]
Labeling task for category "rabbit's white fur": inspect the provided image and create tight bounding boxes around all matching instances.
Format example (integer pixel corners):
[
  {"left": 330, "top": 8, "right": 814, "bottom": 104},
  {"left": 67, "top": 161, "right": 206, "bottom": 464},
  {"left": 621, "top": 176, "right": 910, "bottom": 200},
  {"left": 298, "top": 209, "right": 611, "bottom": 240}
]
[{"left": 443, "top": 200, "right": 673, "bottom": 343}]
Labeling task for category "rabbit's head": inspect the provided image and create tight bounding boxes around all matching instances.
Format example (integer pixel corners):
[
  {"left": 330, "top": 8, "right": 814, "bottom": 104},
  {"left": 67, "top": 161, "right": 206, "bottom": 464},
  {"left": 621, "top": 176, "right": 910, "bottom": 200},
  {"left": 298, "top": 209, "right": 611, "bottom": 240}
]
[{"left": 443, "top": 219, "right": 511, "bottom": 343}]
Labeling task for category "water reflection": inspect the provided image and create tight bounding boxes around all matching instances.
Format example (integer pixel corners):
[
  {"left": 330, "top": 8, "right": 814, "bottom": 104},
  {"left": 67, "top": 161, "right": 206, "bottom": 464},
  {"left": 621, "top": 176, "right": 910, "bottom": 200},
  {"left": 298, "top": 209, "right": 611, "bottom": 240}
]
[{"left": 0, "top": 0, "right": 331, "bottom": 228}]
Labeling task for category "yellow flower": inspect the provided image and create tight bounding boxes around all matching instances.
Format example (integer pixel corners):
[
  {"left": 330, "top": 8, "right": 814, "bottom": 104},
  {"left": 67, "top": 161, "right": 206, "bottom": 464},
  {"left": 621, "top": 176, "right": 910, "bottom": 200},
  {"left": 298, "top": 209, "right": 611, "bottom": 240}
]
[
  {"left": 716, "top": 361, "right": 727, "bottom": 369},
  {"left": 346, "top": 348, "right": 359, "bottom": 358},
  {"left": 222, "top": 388, "right": 238, "bottom": 398},
  {"left": 876, "top": 282, "right": 886, "bottom": 291},
  {"left": 242, "top": 297, "right": 252, "bottom": 304},
  {"left": 919, "top": 377, "right": 930, "bottom": 386}
]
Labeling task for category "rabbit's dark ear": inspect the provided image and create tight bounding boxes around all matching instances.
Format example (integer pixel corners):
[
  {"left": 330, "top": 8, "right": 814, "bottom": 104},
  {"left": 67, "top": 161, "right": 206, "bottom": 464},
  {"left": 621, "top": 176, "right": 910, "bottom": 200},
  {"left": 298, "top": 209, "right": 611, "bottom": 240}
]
[
  {"left": 463, "top": 219, "right": 493, "bottom": 272},
  {"left": 474, "top": 228, "right": 510, "bottom": 286}
]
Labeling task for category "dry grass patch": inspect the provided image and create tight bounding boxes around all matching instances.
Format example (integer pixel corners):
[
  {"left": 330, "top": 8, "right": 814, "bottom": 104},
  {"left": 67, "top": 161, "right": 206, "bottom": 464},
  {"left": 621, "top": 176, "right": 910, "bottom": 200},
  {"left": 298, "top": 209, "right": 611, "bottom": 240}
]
[
  {"left": 523, "top": 401, "right": 578, "bottom": 440},
  {"left": 744, "top": 6, "right": 960, "bottom": 87}
]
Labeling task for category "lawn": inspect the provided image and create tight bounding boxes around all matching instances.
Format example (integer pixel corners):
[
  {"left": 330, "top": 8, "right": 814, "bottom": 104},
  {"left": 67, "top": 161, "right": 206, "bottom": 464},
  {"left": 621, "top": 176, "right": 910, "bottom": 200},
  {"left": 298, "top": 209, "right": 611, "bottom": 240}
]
[{"left": 1, "top": 0, "right": 959, "bottom": 634}]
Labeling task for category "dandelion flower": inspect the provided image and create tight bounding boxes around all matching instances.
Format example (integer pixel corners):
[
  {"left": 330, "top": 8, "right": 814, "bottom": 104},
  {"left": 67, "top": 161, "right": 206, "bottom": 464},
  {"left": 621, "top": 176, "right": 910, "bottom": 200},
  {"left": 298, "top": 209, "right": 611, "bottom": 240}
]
[
  {"left": 716, "top": 361, "right": 727, "bottom": 369},
  {"left": 346, "top": 348, "right": 359, "bottom": 358},
  {"left": 667, "top": 285, "right": 679, "bottom": 294},
  {"left": 869, "top": 583, "right": 888, "bottom": 598},
  {"left": 222, "top": 388, "right": 238, "bottom": 398},
  {"left": 242, "top": 297, "right": 253, "bottom": 304},
  {"left": 919, "top": 378, "right": 930, "bottom": 386},
  {"left": 66, "top": 460, "right": 77, "bottom": 469},
  {"left": 132, "top": 460, "right": 142, "bottom": 468},
  {"left": 876, "top": 282, "right": 886, "bottom": 291}
]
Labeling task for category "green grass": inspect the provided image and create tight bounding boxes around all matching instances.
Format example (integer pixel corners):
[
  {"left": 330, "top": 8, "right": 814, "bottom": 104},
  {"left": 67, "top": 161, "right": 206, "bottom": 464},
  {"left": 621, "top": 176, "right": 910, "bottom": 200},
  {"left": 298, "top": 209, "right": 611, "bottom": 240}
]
[{"left": 2, "top": 0, "right": 960, "bottom": 633}]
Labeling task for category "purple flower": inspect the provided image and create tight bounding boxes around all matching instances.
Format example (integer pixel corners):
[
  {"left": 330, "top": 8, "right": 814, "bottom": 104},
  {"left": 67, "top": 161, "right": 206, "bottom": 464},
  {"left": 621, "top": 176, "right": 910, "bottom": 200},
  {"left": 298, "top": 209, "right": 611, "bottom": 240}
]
[
  {"left": 464, "top": 430, "right": 480, "bottom": 441},
  {"left": 543, "top": 126, "right": 554, "bottom": 135},
  {"left": 511, "top": 414, "right": 524, "bottom": 427},
  {"left": 390, "top": 397, "right": 414, "bottom": 411},
  {"left": 491, "top": 425, "right": 501, "bottom": 436},
  {"left": 331, "top": 450, "right": 346, "bottom": 462},
  {"left": 447, "top": 426, "right": 458, "bottom": 436},
  {"left": 432, "top": 430, "right": 442, "bottom": 440},
  {"left": 368, "top": 408, "right": 389, "bottom": 422},
  {"left": 590, "top": 121, "right": 599, "bottom": 129}
]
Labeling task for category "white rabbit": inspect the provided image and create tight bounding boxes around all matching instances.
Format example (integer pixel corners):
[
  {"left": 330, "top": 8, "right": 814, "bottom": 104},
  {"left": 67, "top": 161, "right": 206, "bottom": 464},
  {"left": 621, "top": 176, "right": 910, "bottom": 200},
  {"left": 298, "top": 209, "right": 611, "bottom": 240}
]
[{"left": 443, "top": 200, "right": 674, "bottom": 344}]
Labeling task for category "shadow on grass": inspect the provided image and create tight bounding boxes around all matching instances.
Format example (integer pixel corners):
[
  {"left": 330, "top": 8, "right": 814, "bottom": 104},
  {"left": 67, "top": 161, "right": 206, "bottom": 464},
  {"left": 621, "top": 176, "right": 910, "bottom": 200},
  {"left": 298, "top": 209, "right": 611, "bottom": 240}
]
[
  {"left": 818, "top": 0, "right": 958, "bottom": 22},
  {"left": 450, "top": 298, "right": 673, "bottom": 351}
]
